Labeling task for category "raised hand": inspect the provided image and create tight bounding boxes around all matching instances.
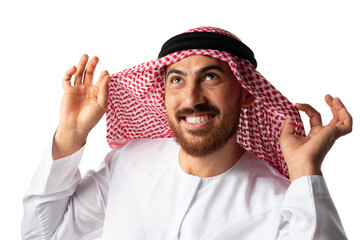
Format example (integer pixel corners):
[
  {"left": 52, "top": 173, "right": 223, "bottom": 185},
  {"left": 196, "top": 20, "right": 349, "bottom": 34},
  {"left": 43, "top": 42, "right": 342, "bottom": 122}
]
[
  {"left": 279, "top": 94, "right": 352, "bottom": 182},
  {"left": 53, "top": 54, "right": 109, "bottom": 160}
]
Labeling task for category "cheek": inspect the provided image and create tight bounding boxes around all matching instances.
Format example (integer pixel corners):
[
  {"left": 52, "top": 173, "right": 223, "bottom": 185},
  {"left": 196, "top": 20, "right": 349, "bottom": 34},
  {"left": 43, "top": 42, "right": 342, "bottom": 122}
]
[
  {"left": 219, "top": 88, "right": 243, "bottom": 111},
  {"left": 211, "top": 84, "right": 242, "bottom": 104},
  {"left": 165, "top": 91, "right": 176, "bottom": 116},
  {"left": 165, "top": 86, "right": 183, "bottom": 109}
]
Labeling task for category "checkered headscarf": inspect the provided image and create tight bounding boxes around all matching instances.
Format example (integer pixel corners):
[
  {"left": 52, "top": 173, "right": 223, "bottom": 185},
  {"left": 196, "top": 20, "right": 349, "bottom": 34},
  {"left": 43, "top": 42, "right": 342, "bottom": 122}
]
[{"left": 106, "top": 26, "right": 305, "bottom": 178}]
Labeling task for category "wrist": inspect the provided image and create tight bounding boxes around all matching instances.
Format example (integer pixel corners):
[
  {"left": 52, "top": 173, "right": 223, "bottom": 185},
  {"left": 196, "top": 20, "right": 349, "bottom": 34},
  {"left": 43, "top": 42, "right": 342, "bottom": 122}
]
[
  {"left": 288, "top": 162, "right": 323, "bottom": 183},
  {"left": 52, "top": 125, "right": 88, "bottom": 160}
]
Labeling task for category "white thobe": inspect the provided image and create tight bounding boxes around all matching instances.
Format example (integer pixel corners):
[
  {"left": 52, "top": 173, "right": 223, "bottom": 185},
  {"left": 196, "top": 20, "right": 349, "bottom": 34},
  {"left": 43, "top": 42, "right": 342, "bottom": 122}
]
[{"left": 21, "top": 138, "right": 347, "bottom": 239}]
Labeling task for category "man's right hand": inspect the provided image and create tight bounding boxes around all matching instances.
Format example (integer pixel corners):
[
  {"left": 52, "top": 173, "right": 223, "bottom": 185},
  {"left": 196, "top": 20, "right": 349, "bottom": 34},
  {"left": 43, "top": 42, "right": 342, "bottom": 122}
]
[{"left": 52, "top": 54, "right": 109, "bottom": 160}]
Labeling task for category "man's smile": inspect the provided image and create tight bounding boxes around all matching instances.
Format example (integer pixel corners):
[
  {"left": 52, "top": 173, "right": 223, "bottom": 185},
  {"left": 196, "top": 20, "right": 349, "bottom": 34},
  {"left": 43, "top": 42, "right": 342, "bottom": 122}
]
[
  {"left": 180, "top": 113, "right": 216, "bottom": 129},
  {"left": 184, "top": 114, "right": 215, "bottom": 124}
]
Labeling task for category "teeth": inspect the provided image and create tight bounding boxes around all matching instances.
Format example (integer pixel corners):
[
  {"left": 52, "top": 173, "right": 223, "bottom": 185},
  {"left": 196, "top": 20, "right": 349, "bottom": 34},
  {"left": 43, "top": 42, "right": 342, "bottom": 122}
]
[{"left": 185, "top": 115, "right": 213, "bottom": 124}]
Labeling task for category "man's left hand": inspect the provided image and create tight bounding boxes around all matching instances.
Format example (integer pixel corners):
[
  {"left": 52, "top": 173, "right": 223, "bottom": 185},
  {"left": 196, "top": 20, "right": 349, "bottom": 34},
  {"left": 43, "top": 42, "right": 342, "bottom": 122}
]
[{"left": 279, "top": 94, "right": 352, "bottom": 182}]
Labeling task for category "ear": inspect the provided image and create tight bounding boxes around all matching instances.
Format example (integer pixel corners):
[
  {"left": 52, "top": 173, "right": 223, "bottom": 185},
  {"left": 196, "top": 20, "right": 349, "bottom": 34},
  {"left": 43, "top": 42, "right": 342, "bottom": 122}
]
[{"left": 241, "top": 88, "right": 255, "bottom": 107}]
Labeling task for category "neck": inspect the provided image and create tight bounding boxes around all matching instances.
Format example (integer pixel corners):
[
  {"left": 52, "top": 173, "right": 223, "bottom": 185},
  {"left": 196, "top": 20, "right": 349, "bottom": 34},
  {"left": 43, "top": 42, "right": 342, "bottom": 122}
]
[{"left": 178, "top": 135, "right": 245, "bottom": 178}]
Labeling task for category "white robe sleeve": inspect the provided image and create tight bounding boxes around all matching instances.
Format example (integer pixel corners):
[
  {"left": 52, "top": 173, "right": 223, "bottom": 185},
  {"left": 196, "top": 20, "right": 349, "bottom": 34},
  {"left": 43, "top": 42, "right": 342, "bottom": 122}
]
[
  {"left": 279, "top": 175, "right": 347, "bottom": 240},
  {"left": 21, "top": 141, "right": 112, "bottom": 240}
]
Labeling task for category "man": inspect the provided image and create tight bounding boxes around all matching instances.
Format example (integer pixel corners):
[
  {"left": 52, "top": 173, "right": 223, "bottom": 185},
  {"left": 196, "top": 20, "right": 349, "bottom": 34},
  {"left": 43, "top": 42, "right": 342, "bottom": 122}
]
[{"left": 22, "top": 27, "right": 352, "bottom": 239}]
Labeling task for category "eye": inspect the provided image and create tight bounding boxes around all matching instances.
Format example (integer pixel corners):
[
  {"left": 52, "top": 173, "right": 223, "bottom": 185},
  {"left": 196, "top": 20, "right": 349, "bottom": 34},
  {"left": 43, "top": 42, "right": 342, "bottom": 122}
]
[
  {"left": 170, "top": 77, "right": 183, "bottom": 84},
  {"left": 204, "top": 73, "right": 217, "bottom": 81}
]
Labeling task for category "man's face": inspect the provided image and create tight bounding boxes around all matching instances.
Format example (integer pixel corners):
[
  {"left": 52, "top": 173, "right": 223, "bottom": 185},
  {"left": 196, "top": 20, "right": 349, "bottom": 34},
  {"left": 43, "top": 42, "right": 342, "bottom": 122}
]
[{"left": 165, "top": 55, "right": 244, "bottom": 157}]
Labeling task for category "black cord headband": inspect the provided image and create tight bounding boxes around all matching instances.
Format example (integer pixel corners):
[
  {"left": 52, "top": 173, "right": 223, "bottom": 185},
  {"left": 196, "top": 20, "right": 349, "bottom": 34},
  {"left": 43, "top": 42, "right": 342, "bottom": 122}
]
[{"left": 158, "top": 32, "right": 257, "bottom": 68}]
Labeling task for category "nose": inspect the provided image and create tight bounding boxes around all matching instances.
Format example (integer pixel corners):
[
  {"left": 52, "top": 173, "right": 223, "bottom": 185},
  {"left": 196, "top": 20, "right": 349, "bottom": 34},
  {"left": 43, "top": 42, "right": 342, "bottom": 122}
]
[{"left": 183, "top": 82, "right": 206, "bottom": 108}]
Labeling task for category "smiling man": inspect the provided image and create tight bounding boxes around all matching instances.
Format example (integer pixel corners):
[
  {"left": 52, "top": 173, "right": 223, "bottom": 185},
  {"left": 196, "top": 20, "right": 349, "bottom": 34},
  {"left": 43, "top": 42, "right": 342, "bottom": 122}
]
[
  {"left": 22, "top": 27, "right": 352, "bottom": 239},
  {"left": 165, "top": 55, "right": 254, "bottom": 177}
]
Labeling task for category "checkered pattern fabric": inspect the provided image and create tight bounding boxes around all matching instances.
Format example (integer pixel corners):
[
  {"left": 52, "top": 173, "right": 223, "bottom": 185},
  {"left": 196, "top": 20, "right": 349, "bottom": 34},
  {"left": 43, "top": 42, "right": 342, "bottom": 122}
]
[{"left": 106, "top": 27, "right": 305, "bottom": 178}]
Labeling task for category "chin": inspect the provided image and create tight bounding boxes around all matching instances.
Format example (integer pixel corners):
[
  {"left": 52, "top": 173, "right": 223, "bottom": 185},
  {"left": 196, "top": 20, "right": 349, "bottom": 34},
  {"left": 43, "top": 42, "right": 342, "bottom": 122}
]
[{"left": 172, "top": 125, "right": 237, "bottom": 157}]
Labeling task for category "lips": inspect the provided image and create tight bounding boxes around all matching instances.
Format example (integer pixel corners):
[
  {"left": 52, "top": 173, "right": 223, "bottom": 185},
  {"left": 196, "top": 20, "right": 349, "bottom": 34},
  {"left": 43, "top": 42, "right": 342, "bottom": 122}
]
[
  {"left": 175, "top": 105, "right": 220, "bottom": 128},
  {"left": 178, "top": 113, "right": 216, "bottom": 130}
]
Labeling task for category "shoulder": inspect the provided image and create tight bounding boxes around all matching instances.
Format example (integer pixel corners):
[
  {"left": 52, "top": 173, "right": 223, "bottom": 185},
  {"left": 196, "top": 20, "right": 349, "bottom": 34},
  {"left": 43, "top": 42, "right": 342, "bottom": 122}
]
[
  {"left": 235, "top": 151, "right": 291, "bottom": 198},
  {"left": 104, "top": 138, "right": 179, "bottom": 175}
]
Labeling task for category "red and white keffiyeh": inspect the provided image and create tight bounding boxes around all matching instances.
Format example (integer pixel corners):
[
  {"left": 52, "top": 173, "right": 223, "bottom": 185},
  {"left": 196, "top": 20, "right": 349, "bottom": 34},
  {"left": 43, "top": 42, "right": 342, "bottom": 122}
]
[{"left": 106, "top": 26, "right": 305, "bottom": 178}]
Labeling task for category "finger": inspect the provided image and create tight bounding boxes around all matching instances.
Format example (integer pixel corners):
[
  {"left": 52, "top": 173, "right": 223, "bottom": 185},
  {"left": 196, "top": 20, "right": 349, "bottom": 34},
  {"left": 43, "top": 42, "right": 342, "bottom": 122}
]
[
  {"left": 325, "top": 94, "right": 334, "bottom": 106},
  {"left": 74, "top": 54, "right": 89, "bottom": 85},
  {"left": 295, "top": 103, "right": 323, "bottom": 128},
  {"left": 326, "top": 95, "right": 349, "bottom": 126},
  {"left": 324, "top": 94, "right": 352, "bottom": 138},
  {"left": 332, "top": 97, "right": 346, "bottom": 112},
  {"left": 62, "top": 66, "right": 77, "bottom": 88},
  {"left": 334, "top": 108, "right": 353, "bottom": 137},
  {"left": 95, "top": 70, "right": 109, "bottom": 88},
  {"left": 325, "top": 94, "right": 339, "bottom": 125},
  {"left": 97, "top": 70, "right": 110, "bottom": 112},
  {"left": 83, "top": 56, "right": 99, "bottom": 85}
]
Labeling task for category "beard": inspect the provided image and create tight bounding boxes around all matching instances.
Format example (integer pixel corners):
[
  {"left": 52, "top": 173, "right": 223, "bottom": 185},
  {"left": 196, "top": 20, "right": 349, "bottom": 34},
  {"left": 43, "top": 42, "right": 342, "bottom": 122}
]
[{"left": 168, "top": 103, "right": 240, "bottom": 157}]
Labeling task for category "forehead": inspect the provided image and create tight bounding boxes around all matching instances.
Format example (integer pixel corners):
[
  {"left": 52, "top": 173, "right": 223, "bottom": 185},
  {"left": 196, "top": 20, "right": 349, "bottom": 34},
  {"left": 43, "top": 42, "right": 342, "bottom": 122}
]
[{"left": 165, "top": 55, "right": 232, "bottom": 74}]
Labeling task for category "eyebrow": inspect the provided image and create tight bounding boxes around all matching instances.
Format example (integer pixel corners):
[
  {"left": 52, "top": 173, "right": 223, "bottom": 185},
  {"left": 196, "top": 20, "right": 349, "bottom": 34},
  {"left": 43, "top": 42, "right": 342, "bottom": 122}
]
[
  {"left": 166, "top": 65, "right": 225, "bottom": 78},
  {"left": 166, "top": 69, "right": 186, "bottom": 78}
]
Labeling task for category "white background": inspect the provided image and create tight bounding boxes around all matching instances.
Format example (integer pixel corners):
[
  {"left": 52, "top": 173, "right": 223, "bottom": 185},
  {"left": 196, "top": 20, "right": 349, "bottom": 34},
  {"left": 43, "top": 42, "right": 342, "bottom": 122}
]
[{"left": 1, "top": 0, "right": 359, "bottom": 239}]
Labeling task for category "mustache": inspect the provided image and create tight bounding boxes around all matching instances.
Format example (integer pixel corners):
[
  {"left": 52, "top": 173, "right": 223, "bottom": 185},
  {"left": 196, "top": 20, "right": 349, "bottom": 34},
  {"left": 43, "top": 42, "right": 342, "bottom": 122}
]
[{"left": 176, "top": 104, "right": 220, "bottom": 118}]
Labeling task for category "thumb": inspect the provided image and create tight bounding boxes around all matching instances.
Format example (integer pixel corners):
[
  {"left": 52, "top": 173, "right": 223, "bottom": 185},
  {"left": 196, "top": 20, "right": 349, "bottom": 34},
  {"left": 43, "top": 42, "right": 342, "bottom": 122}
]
[
  {"left": 281, "top": 118, "right": 295, "bottom": 136},
  {"left": 279, "top": 118, "right": 297, "bottom": 152}
]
